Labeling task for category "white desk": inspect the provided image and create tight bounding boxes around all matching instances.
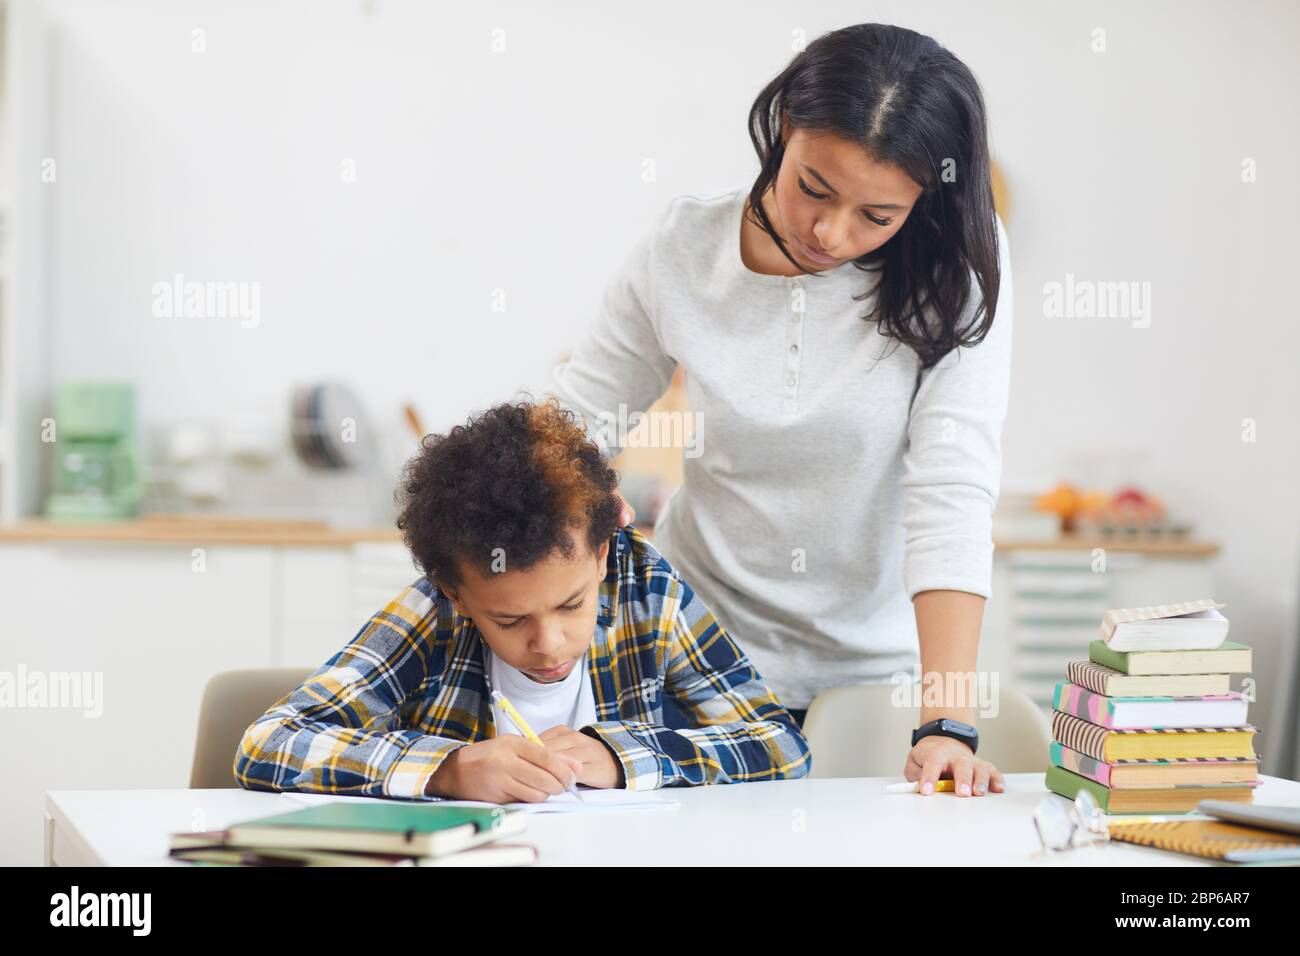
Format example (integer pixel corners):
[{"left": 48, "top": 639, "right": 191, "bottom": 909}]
[{"left": 45, "top": 773, "right": 1300, "bottom": 867}]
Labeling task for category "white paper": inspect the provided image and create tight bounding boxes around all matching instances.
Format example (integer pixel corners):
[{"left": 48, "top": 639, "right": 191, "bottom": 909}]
[
  {"left": 502, "top": 788, "right": 679, "bottom": 813},
  {"left": 280, "top": 787, "right": 679, "bottom": 814}
]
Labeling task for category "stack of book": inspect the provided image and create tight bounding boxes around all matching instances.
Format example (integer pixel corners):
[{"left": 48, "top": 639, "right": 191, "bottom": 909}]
[
  {"left": 170, "top": 801, "right": 536, "bottom": 867},
  {"left": 1045, "top": 599, "right": 1259, "bottom": 814}
]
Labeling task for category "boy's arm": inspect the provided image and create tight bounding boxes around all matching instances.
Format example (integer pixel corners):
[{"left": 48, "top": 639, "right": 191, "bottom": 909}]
[
  {"left": 581, "top": 575, "right": 812, "bottom": 789},
  {"left": 232, "top": 582, "right": 469, "bottom": 800}
]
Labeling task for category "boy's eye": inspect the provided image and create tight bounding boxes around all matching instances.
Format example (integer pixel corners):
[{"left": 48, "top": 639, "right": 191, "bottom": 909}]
[{"left": 495, "top": 600, "right": 580, "bottom": 628}]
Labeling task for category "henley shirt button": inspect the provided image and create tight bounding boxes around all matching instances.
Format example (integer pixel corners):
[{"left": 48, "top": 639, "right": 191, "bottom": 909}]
[
  {"left": 786, "top": 376, "right": 796, "bottom": 387},
  {"left": 789, "top": 344, "right": 798, "bottom": 354}
]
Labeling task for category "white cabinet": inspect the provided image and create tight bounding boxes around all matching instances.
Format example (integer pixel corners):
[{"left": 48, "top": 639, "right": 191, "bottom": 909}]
[
  {"left": 277, "top": 542, "right": 418, "bottom": 666},
  {"left": 0, "top": 541, "right": 276, "bottom": 864},
  {"left": 277, "top": 547, "right": 355, "bottom": 666},
  {"left": 0, "top": 535, "right": 417, "bottom": 865}
]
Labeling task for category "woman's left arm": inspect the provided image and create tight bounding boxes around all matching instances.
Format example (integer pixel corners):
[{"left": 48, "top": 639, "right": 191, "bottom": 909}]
[
  {"left": 899, "top": 214, "right": 1014, "bottom": 795},
  {"left": 908, "top": 589, "right": 1005, "bottom": 796}
]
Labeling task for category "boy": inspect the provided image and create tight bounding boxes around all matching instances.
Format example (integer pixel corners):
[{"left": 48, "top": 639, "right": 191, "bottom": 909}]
[{"left": 233, "top": 399, "right": 809, "bottom": 802}]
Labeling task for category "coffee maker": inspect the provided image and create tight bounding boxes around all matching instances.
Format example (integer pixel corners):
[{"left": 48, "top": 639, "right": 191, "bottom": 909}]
[{"left": 44, "top": 382, "right": 142, "bottom": 521}]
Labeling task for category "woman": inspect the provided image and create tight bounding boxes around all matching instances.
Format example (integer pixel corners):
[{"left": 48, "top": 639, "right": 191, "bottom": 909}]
[{"left": 548, "top": 23, "right": 1011, "bottom": 797}]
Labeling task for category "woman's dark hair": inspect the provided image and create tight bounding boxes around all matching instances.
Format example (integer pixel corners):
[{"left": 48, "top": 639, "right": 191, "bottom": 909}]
[
  {"left": 396, "top": 398, "right": 622, "bottom": 589},
  {"left": 747, "top": 23, "right": 1000, "bottom": 368}
]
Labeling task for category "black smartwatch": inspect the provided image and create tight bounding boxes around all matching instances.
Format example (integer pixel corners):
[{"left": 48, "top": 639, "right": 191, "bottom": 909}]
[{"left": 911, "top": 718, "right": 979, "bottom": 755}]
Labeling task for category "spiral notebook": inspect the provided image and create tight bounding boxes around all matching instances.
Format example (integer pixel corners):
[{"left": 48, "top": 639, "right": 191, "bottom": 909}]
[{"left": 1109, "top": 819, "right": 1300, "bottom": 864}]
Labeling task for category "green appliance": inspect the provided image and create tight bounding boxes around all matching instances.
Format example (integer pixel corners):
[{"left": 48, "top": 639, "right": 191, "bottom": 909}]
[{"left": 44, "top": 382, "right": 143, "bottom": 521}]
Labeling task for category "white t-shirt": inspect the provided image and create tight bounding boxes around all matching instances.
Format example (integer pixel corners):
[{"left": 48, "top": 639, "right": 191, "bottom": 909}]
[
  {"left": 548, "top": 185, "right": 1013, "bottom": 707},
  {"left": 485, "top": 646, "right": 598, "bottom": 736}
]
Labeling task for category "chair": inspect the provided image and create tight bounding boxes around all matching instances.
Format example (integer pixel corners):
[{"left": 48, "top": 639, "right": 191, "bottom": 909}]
[
  {"left": 189, "top": 668, "right": 313, "bottom": 789},
  {"left": 802, "top": 683, "right": 1051, "bottom": 778}
]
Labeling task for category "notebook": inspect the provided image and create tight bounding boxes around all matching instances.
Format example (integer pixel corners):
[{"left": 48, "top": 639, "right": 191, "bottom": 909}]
[
  {"left": 1065, "top": 660, "right": 1230, "bottom": 698},
  {"left": 1051, "top": 711, "right": 1258, "bottom": 762},
  {"left": 1053, "top": 682, "right": 1249, "bottom": 729},
  {"left": 280, "top": 788, "right": 681, "bottom": 814},
  {"left": 1049, "top": 742, "right": 1258, "bottom": 788},
  {"left": 1100, "top": 600, "right": 1229, "bottom": 651},
  {"left": 1089, "top": 640, "right": 1252, "bottom": 676},
  {"left": 1108, "top": 819, "right": 1300, "bottom": 863},
  {"left": 170, "top": 838, "right": 537, "bottom": 867},
  {"left": 1198, "top": 801, "right": 1300, "bottom": 836},
  {"left": 216, "top": 802, "right": 525, "bottom": 857},
  {"left": 1045, "top": 765, "right": 1255, "bottom": 814}
]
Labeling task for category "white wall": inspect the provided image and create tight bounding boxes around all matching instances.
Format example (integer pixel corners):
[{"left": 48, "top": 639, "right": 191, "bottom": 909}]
[{"left": 22, "top": 0, "right": 1300, "bottom": 769}]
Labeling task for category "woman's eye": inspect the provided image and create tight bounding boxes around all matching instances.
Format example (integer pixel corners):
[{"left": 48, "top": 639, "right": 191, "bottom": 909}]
[
  {"left": 561, "top": 602, "right": 583, "bottom": 612},
  {"left": 801, "top": 176, "right": 891, "bottom": 225},
  {"left": 798, "top": 177, "right": 827, "bottom": 200}
]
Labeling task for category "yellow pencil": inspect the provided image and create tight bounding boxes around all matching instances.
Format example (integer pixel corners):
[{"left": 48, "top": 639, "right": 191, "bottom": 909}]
[
  {"left": 884, "top": 780, "right": 957, "bottom": 794},
  {"left": 490, "top": 690, "right": 585, "bottom": 802}
]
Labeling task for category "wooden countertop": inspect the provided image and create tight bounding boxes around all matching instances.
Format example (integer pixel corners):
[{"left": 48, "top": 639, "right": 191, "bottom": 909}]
[
  {"left": 0, "top": 517, "right": 402, "bottom": 546},
  {"left": 0, "top": 518, "right": 1218, "bottom": 556},
  {"left": 993, "top": 535, "right": 1219, "bottom": 556}
]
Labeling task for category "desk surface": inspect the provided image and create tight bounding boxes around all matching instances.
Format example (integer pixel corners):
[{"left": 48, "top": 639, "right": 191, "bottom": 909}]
[{"left": 46, "top": 773, "right": 1300, "bottom": 867}]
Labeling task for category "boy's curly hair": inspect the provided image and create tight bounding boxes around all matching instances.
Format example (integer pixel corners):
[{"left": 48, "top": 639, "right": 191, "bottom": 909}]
[{"left": 396, "top": 398, "right": 622, "bottom": 589}]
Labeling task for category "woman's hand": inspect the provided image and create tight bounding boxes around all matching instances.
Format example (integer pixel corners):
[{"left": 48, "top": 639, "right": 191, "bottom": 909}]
[
  {"left": 904, "top": 735, "right": 1005, "bottom": 797},
  {"left": 615, "top": 491, "right": 636, "bottom": 527}
]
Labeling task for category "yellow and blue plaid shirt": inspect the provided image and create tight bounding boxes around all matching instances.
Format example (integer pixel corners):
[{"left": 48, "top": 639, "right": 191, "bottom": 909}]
[{"left": 233, "top": 526, "right": 811, "bottom": 797}]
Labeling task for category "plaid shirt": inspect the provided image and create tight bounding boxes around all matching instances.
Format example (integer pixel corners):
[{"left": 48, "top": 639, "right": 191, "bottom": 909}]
[{"left": 233, "top": 526, "right": 810, "bottom": 798}]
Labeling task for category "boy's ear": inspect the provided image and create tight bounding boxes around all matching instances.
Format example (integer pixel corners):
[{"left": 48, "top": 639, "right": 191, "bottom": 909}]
[
  {"left": 440, "top": 582, "right": 468, "bottom": 617},
  {"left": 596, "top": 538, "right": 610, "bottom": 565}
]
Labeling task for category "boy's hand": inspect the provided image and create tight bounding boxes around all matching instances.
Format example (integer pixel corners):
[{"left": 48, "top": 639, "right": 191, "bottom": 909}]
[
  {"left": 426, "top": 736, "right": 582, "bottom": 803},
  {"left": 539, "top": 726, "right": 625, "bottom": 789}
]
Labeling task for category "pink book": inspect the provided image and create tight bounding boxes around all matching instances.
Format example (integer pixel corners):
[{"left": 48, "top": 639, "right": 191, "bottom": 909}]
[{"left": 1052, "top": 682, "right": 1249, "bottom": 730}]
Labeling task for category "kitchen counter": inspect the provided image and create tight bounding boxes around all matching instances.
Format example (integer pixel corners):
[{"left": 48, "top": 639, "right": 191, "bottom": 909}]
[
  {"left": 0, "top": 520, "right": 1218, "bottom": 555},
  {"left": 0, "top": 517, "right": 402, "bottom": 546},
  {"left": 993, "top": 535, "right": 1219, "bottom": 556}
]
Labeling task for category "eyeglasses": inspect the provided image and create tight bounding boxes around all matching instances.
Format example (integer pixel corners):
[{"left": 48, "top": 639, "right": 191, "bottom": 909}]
[{"left": 1033, "top": 789, "right": 1110, "bottom": 853}]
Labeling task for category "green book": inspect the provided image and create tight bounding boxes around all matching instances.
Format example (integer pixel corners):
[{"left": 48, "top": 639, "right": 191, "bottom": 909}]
[
  {"left": 221, "top": 802, "right": 525, "bottom": 857},
  {"left": 1088, "top": 640, "right": 1252, "bottom": 676},
  {"left": 1045, "top": 765, "right": 1255, "bottom": 814}
]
